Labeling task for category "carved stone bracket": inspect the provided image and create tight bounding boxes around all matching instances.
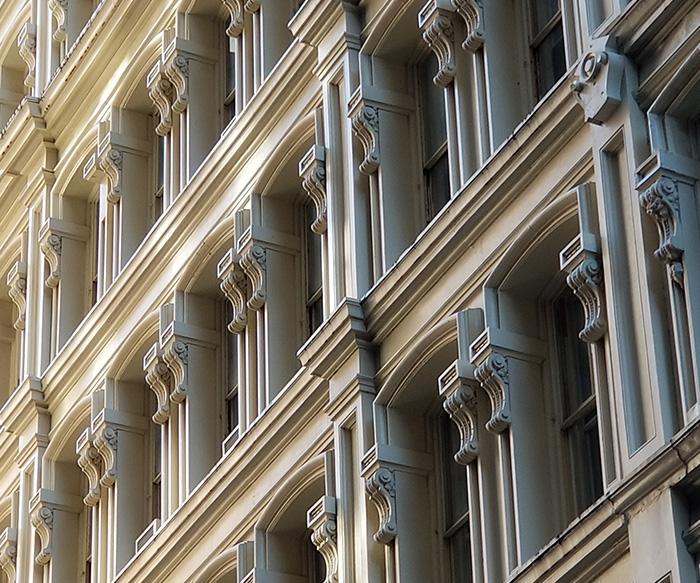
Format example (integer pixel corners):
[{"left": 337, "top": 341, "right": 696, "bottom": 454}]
[
  {"left": 244, "top": 0, "right": 261, "bottom": 13},
  {"left": 364, "top": 467, "right": 397, "bottom": 544},
  {"left": 162, "top": 339, "right": 188, "bottom": 404},
  {"left": 39, "top": 233, "right": 62, "bottom": 289},
  {"left": 76, "top": 428, "right": 102, "bottom": 506},
  {"left": 0, "top": 527, "right": 17, "bottom": 582},
  {"left": 147, "top": 64, "right": 173, "bottom": 136},
  {"left": 351, "top": 105, "right": 380, "bottom": 175},
  {"left": 93, "top": 425, "right": 118, "bottom": 487},
  {"left": 640, "top": 176, "right": 684, "bottom": 287},
  {"left": 240, "top": 244, "right": 266, "bottom": 311},
  {"left": 17, "top": 22, "right": 37, "bottom": 89},
  {"left": 419, "top": 4, "right": 457, "bottom": 87},
  {"left": 48, "top": 0, "right": 68, "bottom": 42},
  {"left": 30, "top": 503, "right": 54, "bottom": 565},
  {"left": 571, "top": 36, "right": 624, "bottom": 125},
  {"left": 567, "top": 253, "right": 607, "bottom": 341},
  {"left": 99, "top": 147, "right": 123, "bottom": 204},
  {"left": 474, "top": 352, "right": 510, "bottom": 433},
  {"left": 6, "top": 261, "right": 27, "bottom": 331},
  {"left": 307, "top": 496, "right": 338, "bottom": 583},
  {"left": 144, "top": 344, "right": 172, "bottom": 424},
  {"left": 218, "top": 249, "right": 249, "bottom": 334},
  {"left": 299, "top": 145, "right": 327, "bottom": 234},
  {"left": 439, "top": 359, "right": 479, "bottom": 464},
  {"left": 221, "top": 0, "right": 245, "bottom": 37},
  {"left": 452, "top": 0, "right": 484, "bottom": 51},
  {"left": 165, "top": 55, "right": 189, "bottom": 114}
]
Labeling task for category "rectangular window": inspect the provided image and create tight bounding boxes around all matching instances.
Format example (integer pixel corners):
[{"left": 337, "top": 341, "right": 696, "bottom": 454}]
[
  {"left": 305, "top": 201, "right": 323, "bottom": 337},
  {"left": 224, "top": 33, "right": 236, "bottom": 126},
  {"left": 224, "top": 301, "right": 239, "bottom": 437},
  {"left": 529, "top": 0, "right": 566, "bottom": 99}
]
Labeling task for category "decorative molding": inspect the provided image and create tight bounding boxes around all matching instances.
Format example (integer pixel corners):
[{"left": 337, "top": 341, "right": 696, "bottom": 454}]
[
  {"left": 307, "top": 496, "right": 338, "bottom": 583},
  {"left": 99, "top": 147, "right": 123, "bottom": 204},
  {"left": 218, "top": 250, "right": 249, "bottom": 334},
  {"left": 240, "top": 244, "right": 266, "bottom": 311},
  {"left": 0, "top": 527, "right": 17, "bottom": 582},
  {"left": 364, "top": 467, "right": 397, "bottom": 544},
  {"left": 17, "top": 22, "right": 37, "bottom": 89},
  {"left": 299, "top": 145, "right": 327, "bottom": 234},
  {"left": 166, "top": 56, "right": 189, "bottom": 114},
  {"left": 162, "top": 340, "right": 188, "bottom": 403},
  {"left": 94, "top": 425, "right": 118, "bottom": 487},
  {"left": 39, "top": 233, "right": 62, "bottom": 289},
  {"left": 571, "top": 36, "right": 624, "bottom": 125},
  {"left": 147, "top": 65, "right": 173, "bottom": 136},
  {"left": 351, "top": 105, "right": 380, "bottom": 175},
  {"left": 221, "top": 0, "right": 245, "bottom": 37},
  {"left": 144, "top": 345, "right": 172, "bottom": 424},
  {"left": 419, "top": 5, "right": 457, "bottom": 87},
  {"left": 48, "top": 0, "right": 68, "bottom": 42},
  {"left": 640, "top": 176, "right": 684, "bottom": 287},
  {"left": 6, "top": 261, "right": 27, "bottom": 331},
  {"left": 76, "top": 429, "right": 102, "bottom": 506},
  {"left": 30, "top": 503, "right": 54, "bottom": 565},
  {"left": 452, "top": 0, "right": 484, "bottom": 51},
  {"left": 439, "top": 360, "right": 479, "bottom": 464},
  {"left": 474, "top": 352, "right": 510, "bottom": 433},
  {"left": 566, "top": 253, "right": 607, "bottom": 342}
]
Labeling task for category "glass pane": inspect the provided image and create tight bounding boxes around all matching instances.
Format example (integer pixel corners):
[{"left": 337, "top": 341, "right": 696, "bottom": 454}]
[
  {"left": 225, "top": 36, "right": 236, "bottom": 98},
  {"left": 449, "top": 523, "right": 473, "bottom": 583},
  {"left": 308, "top": 297, "right": 323, "bottom": 337},
  {"left": 419, "top": 56, "right": 447, "bottom": 160},
  {"left": 530, "top": 0, "right": 560, "bottom": 35},
  {"left": 443, "top": 416, "right": 468, "bottom": 525},
  {"left": 426, "top": 151, "right": 451, "bottom": 221},
  {"left": 227, "top": 391, "right": 239, "bottom": 434},
  {"left": 305, "top": 201, "right": 323, "bottom": 296},
  {"left": 534, "top": 21, "right": 566, "bottom": 97}
]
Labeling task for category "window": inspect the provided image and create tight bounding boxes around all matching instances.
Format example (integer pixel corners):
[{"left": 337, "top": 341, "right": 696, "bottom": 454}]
[
  {"left": 304, "top": 200, "right": 323, "bottom": 337},
  {"left": 79, "top": 475, "right": 93, "bottom": 583},
  {"left": 528, "top": 0, "right": 566, "bottom": 99},
  {"left": 223, "top": 301, "right": 239, "bottom": 438},
  {"left": 152, "top": 130, "right": 165, "bottom": 224},
  {"left": 224, "top": 31, "right": 236, "bottom": 126},
  {"left": 554, "top": 286, "right": 603, "bottom": 514},
  {"left": 148, "top": 391, "right": 162, "bottom": 522}
]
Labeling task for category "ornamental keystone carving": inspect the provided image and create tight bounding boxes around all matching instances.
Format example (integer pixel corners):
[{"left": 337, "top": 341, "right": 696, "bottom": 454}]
[
  {"left": 218, "top": 251, "right": 249, "bottom": 334},
  {"left": 40, "top": 233, "right": 62, "bottom": 288},
  {"left": 48, "top": 0, "right": 68, "bottom": 42},
  {"left": 221, "top": 0, "right": 245, "bottom": 37},
  {"left": 166, "top": 56, "right": 189, "bottom": 114},
  {"left": 144, "top": 345, "right": 172, "bottom": 424},
  {"left": 76, "top": 430, "right": 102, "bottom": 506},
  {"left": 474, "top": 352, "right": 509, "bottom": 433},
  {"left": 452, "top": 0, "right": 484, "bottom": 51},
  {"left": 7, "top": 261, "right": 27, "bottom": 331},
  {"left": 419, "top": 7, "right": 457, "bottom": 87},
  {"left": 365, "top": 467, "right": 397, "bottom": 544},
  {"left": 147, "top": 67, "right": 173, "bottom": 136},
  {"left": 0, "top": 527, "right": 17, "bottom": 582},
  {"left": 571, "top": 36, "right": 624, "bottom": 125},
  {"left": 566, "top": 253, "right": 607, "bottom": 342},
  {"left": 30, "top": 503, "right": 54, "bottom": 565},
  {"left": 99, "top": 147, "right": 123, "bottom": 204},
  {"left": 439, "top": 360, "right": 479, "bottom": 464},
  {"left": 307, "top": 497, "right": 338, "bottom": 583},
  {"left": 300, "top": 146, "right": 328, "bottom": 234},
  {"left": 163, "top": 340, "right": 188, "bottom": 404},
  {"left": 17, "top": 22, "right": 37, "bottom": 89},
  {"left": 351, "top": 106, "right": 380, "bottom": 175},
  {"left": 94, "top": 425, "right": 118, "bottom": 487},
  {"left": 640, "top": 176, "right": 684, "bottom": 287},
  {"left": 240, "top": 244, "right": 266, "bottom": 311}
]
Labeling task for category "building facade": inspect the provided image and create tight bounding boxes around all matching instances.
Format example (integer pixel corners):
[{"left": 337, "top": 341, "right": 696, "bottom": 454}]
[{"left": 0, "top": 0, "right": 699, "bottom": 582}]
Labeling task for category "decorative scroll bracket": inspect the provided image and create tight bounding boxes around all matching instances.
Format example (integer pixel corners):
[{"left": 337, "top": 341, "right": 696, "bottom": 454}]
[
  {"left": 161, "top": 332, "right": 189, "bottom": 404},
  {"left": 350, "top": 102, "right": 380, "bottom": 175},
  {"left": 472, "top": 345, "right": 510, "bottom": 434},
  {"left": 299, "top": 145, "right": 328, "bottom": 234},
  {"left": 144, "top": 343, "right": 172, "bottom": 424},
  {"left": 17, "top": 22, "right": 37, "bottom": 90},
  {"left": 451, "top": 0, "right": 484, "bottom": 51},
  {"left": 364, "top": 466, "right": 397, "bottom": 544},
  {"left": 221, "top": 0, "right": 245, "bottom": 37},
  {"left": 307, "top": 496, "right": 338, "bottom": 583},
  {"left": 93, "top": 423, "right": 118, "bottom": 488},
  {"left": 7, "top": 261, "right": 27, "bottom": 331},
  {"left": 147, "top": 63, "right": 173, "bottom": 136},
  {"left": 76, "top": 428, "right": 102, "bottom": 506},
  {"left": 217, "top": 249, "right": 249, "bottom": 334},
  {"left": 0, "top": 527, "right": 17, "bottom": 582},
  {"left": 165, "top": 55, "right": 189, "bottom": 114},
  {"left": 239, "top": 244, "right": 267, "bottom": 311},
  {"left": 99, "top": 147, "right": 123, "bottom": 204},
  {"left": 419, "top": 2, "right": 457, "bottom": 87},
  {"left": 439, "top": 359, "right": 479, "bottom": 464},
  {"left": 30, "top": 502, "right": 54, "bottom": 565}
]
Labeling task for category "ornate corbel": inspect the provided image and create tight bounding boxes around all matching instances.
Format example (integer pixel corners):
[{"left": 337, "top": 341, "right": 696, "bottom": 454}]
[
  {"left": 474, "top": 352, "right": 509, "bottom": 433},
  {"left": 640, "top": 176, "right": 684, "bottom": 287},
  {"left": 419, "top": 3, "right": 457, "bottom": 87},
  {"left": 299, "top": 145, "right": 327, "bottom": 234},
  {"left": 351, "top": 105, "right": 380, "bottom": 175},
  {"left": 17, "top": 22, "right": 37, "bottom": 89},
  {"left": 364, "top": 467, "right": 397, "bottom": 544},
  {"left": 7, "top": 261, "right": 27, "bottom": 331},
  {"left": 47, "top": 0, "right": 68, "bottom": 43},
  {"left": 244, "top": 0, "right": 261, "bottom": 13},
  {"left": 0, "top": 527, "right": 17, "bottom": 582},
  {"left": 30, "top": 503, "right": 54, "bottom": 565},
  {"left": 221, "top": 0, "right": 245, "bottom": 37},
  {"left": 94, "top": 425, "right": 117, "bottom": 488},
  {"left": 307, "top": 497, "right": 338, "bottom": 583},
  {"left": 144, "top": 344, "right": 172, "bottom": 424},
  {"left": 162, "top": 340, "right": 188, "bottom": 404},
  {"left": 571, "top": 36, "right": 624, "bottom": 125},
  {"left": 439, "top": 360, "right": 479, "bottom": 464},
  {"left": 39, "top": 233, "right": 62, "bottom": 289},
  {"left": 76, "top": 429, "right": 102, "bottom": 506},
  {"left": 566, "top": 253, "right": 607, "bottom": 341},
  {"left": 218, "top": 250, "right": 249, "bottom": 334},
  {"left": 240, "top": 244, "right": 266, "bottom": 311},
  {"left": 452, "top": 0, "right": 484, "bottom": 51},
  {"left": 99, "top": 147, "right": 123, "bottom": 204},
  {"left": 165, "top": 56, "right": 189, "bottom": 114},
  {"left": 147, "top": 65, "right": 173, "bottom": 136}
]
